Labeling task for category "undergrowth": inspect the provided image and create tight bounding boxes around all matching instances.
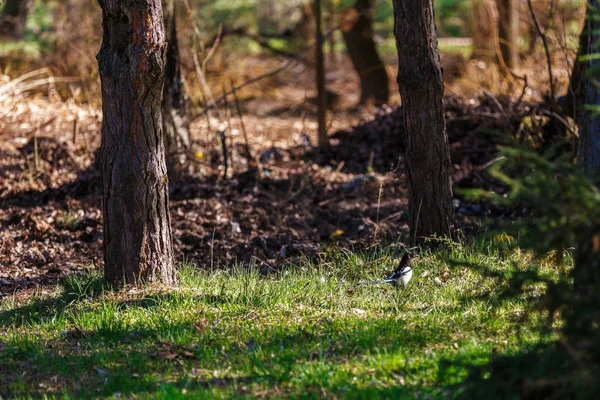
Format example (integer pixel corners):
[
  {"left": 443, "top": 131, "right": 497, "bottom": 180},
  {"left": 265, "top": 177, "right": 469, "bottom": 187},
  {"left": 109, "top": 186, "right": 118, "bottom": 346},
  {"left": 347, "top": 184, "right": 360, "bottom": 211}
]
[{"left": 0, "top": 242, "right": 562, "bottom": 399}]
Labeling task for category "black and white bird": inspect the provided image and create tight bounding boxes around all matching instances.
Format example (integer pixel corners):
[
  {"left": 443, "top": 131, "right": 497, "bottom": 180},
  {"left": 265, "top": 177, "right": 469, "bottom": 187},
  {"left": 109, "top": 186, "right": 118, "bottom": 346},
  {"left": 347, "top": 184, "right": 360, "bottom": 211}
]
[{"left": 358, "top": 253, "right": 418, "bottom": 288}]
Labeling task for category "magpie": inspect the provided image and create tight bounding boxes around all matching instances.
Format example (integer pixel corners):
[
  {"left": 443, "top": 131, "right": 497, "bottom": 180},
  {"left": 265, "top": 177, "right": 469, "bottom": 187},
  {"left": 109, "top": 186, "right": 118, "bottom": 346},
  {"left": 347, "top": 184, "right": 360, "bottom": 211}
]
[{"left": 358, "top": 253, "right": 418, "bottom": 288}]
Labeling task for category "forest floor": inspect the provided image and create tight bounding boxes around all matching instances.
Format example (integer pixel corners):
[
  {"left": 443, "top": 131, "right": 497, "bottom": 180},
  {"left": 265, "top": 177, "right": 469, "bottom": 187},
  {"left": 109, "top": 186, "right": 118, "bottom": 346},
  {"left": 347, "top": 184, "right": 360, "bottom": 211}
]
[
  {"left": 0, "top": 244, "right": 559, "bottom": 398},
  {"left": 0, "top": 55, "right": 570, "bottom": 300}
]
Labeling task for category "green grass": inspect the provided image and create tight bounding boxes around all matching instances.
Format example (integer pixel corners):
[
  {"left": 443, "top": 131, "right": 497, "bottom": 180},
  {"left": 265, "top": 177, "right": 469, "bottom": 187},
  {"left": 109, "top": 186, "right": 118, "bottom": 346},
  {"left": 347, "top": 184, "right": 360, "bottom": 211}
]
[{"left": 0, "top": 243, "right": 561, "bottom": 399}]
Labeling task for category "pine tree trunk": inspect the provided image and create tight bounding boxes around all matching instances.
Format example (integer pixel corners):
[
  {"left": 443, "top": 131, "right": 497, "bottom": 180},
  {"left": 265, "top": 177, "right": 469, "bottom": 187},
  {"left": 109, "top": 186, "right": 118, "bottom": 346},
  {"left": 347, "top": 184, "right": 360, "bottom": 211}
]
[
  {"left": 162, "top": 0, "right": 190, "bottom": 172},
  {"left": 496, "top": 0, "right": 519, "bottom": 69},
  {"left": 571, "top": 1, "right": 600, "bottom": 339},
  {"left": 342, "top": 0, "right": 389, "bottom": 105},
  {"left": 392, "top": 0, "right": 455, "bottom": 245},
  {"left": 0, "top": 0, "right": 32, "bottom": 39},
  {"left": 578, "top": 2, "right": 600, "bottom": 183},
  {"left": 97, "top": 0, "right": 176, "bottom": 287},
  {"left": 315, "top": 0, "right": 328, "bottom": 147}
]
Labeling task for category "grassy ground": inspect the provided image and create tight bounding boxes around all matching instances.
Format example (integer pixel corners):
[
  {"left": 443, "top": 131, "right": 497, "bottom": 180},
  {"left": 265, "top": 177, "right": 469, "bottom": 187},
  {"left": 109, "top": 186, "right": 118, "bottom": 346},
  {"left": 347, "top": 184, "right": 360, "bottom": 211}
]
[{"left": 0, "top": 242, "right": 560, "bottom": 399}]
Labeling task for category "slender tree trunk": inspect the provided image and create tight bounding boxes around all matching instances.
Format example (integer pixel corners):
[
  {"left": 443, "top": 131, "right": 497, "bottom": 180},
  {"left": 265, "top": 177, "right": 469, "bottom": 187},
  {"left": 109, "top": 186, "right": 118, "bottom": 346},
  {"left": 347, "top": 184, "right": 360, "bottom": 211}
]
[
  {"left": 470, "top": 0, "right": 498, "bottom": 61},
  {"left": 496, "top": 0, "right": 519, "bottom": 69},
  {"left": 571, "top": 1, "right": 600, "bottom": 339},
  {"left": 0, "top": 0, "right": 32, "bottom": 39},
  {"left": 162, "top": 0, "right": 190, "bottom": 172},
  {"left": 97, "top": 0, "right": 176, "bottom": 287},
  {"left": 392, "top": 0, "right": 455, "bottom": 245},
  {"left": 341, "top": 0, "right": 389, "bottom": 105},
  {"left": 326, "top": 0, "right": 337, "bottom": 63},
  {"left": 315, "top": 0, "right": 328, "bottom": 147}
]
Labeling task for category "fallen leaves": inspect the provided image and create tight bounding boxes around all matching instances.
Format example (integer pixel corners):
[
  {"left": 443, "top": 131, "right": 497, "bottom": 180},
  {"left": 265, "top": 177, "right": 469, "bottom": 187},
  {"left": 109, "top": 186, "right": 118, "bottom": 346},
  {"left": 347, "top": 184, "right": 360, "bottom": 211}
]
[{"left": 156, "top": 343, "right": 198, "bottom": 361}]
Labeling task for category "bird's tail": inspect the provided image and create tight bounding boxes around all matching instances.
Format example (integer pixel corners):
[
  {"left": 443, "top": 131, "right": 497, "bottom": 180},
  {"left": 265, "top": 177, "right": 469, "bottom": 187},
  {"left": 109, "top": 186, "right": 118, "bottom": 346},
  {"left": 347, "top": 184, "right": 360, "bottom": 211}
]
[{"left": 357, "top": 279, "right": 395, "bottom": 285}]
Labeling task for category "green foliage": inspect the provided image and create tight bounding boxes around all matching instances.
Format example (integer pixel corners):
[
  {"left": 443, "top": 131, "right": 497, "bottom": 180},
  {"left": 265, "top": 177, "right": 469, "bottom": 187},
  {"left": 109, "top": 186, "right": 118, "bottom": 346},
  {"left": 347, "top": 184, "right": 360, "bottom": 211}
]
[
  {"left": 463, "top": 145, "right": 600, "bottom": 256},
  {"left": 61, "top": 269, "right": 108, "bottom": 301},
  {"left": 434, "top": 0, "right": 471, "bottom": 37},
  {"left": 459, "top": 143, "right": 600, "bottom": 398}
]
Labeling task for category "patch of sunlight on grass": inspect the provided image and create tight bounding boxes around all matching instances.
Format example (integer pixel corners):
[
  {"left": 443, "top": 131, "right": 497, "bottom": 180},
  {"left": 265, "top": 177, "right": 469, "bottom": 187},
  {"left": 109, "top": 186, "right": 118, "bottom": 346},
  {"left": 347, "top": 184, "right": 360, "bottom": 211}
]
[{"left": 0, "top": 242, "right": 564, "bottom": 399}]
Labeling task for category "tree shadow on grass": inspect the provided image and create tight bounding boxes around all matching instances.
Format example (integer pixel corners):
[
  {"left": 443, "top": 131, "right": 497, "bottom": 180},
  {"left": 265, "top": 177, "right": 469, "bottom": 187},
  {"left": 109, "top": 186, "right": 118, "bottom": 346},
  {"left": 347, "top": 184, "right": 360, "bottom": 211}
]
[
  {"left": 436, "top": 339, "right": 600, "bottom": 400},
  {"left": 0, "top": 269, "right": 488, "bottom": 400},
  {"left": 0, "top": 271, "right": 108, "bottom": 328},
  {"left": 0, "top": 311, "right": 453, "bottom": 399},
  {"left": 434, "top": 252, "right": 599, "bottom": 399}
]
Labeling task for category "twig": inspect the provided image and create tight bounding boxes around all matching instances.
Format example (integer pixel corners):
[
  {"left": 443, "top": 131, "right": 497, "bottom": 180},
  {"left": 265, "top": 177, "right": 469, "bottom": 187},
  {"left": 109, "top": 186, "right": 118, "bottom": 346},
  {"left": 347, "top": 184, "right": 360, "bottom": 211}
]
[
  {"left": 480, "top": 87, "right": 506, "bottom": 115},
  {"left": 412, "top": 199, "right": 423, "bottom": 246},
  {"left": 513, "top": 75, "right": 529, "bottom": 109},
  {"left": 190, "top": 1, "right": 381, "bottom": 123},
  {"left": 373, "top": 180, "right": 384, "bottom": 241},
  {"left": 230, "top": 78, "right": 264, "bottom": 179},
  {"left": 210, "top": 228, "right": 216, "bottom": 272},
  {"left": 230, "top": 79, "right": 252, "bottom": 163},
  {"left": 527, "top": 0, "right": 556, "bottom": 99},
  {"left": 202, "top": 23, "right": 223, "bottom": 70},
  {"left": 191, "top": 58, "right": 300, "bottom": 122},
  {"left": 222, "top": 85, "right": 235, "bottom": 175},
  {"left": 204, "top": 27, "right": 308, "bottom": 63},
  {"left": 219, "top": 129, "right": 228, "bottom": 179}
]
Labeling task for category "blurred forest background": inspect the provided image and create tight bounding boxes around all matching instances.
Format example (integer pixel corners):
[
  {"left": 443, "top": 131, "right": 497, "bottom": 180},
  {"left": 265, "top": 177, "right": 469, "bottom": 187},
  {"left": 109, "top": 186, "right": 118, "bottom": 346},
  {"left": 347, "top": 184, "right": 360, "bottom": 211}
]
[
  {"left": 0, "top": 0, "right": 586, "bottom": 274},
  {"left": 2, "top": 1, "right": 600, "bottom": 398}
]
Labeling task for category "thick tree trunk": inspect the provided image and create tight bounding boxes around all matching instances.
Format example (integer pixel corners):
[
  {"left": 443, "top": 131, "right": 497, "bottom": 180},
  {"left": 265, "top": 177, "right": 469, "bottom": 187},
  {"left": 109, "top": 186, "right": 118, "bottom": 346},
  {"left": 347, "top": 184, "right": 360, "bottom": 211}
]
[
  {"left": 0, "top": 0, "right": 32, "bottom": 39},
  {"left": 97, "top": 0, "right": 176, "bottom": 287},
  {"left": 571, "top": 1, "right": 600, "bottom": 339},
  {"left": 162, "top": 0, "right": 190, "bottom": 171},
  {"left": 392, "top": 0, "right": 455, "bottom": 245},
  {"left": 496, "top": 0, "right": 519, "bottom": 69},
  {"left": 341, "top": 0, "right": 389, "bottom": 105},
  {"left": 578, "top": 2, "right": 600, "bottom": 183}
]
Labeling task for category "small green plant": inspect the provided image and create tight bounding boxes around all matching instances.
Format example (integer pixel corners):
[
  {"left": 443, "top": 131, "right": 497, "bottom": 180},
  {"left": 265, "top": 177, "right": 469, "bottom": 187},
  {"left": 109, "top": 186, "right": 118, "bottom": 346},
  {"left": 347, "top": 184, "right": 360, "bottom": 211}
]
[
  {"left": 55, "top": 209, "right": 83, "bottom": 231},
  {"left": 61, "top": 269, "right": 107, "bottom": 301}
]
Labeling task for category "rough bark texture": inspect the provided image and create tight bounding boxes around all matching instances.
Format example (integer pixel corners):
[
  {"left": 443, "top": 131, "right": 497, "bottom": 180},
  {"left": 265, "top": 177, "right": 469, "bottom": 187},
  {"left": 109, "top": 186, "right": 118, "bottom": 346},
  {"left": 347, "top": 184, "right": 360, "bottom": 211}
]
[
  {"left": 342, "top": 0, "right": 389, "bottom": 105},
  {"left": 314, "top": 0, "right": 328, "bottom": 146},
  {"left": 162, "top": 0, "right": 190, "bottom": 172},
  {"left": 97, "top": 0, "right": 175, "bottom": 287},
  {"left": 572, "top": 1, "right": 600, "bottom": 339},
  {"left": 392, "top": 0, "right": 455, "bottom": 245},
  {"left": 0, "top": 0, "right": 32, "bottom": 39},
  {"left": 496, "top": 0, "right": 519, "bottom": 69},
  {"left": 578, "top": 2, "right": 600, "bottom": 183}
]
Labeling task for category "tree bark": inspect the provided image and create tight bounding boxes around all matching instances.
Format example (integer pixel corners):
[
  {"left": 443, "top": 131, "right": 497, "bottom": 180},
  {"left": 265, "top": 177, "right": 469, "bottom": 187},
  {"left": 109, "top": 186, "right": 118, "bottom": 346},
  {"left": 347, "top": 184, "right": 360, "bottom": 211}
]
[
  {"left": 392, "top": 0, "right": 455, "bottom": 245},
  {"left": 97, "top": 0, "right": 176, "bottom": 287},
  {"left": 341, "top": 0, "right": 389, "bottom": 105},
  {"left": 578, "top": 2, "right": 600, "bottom": 183},
  {"left": 563, "top": 10, "right": 590, "bottom": 120},
  {"left": 162, "top": 0, "right": 190, "bottom": 172},
  {"left": 470, "top": 0, "right": 498, "bottom": 61},
  {"left": 314, "top": 0, "right": 328, "bottom": 147},
  {"left": 0, "top": 0, "right": 32, "bottom": 39},
  {"left": 571, "top": 1, "right": 600, "bottom": 339},
  {"left": 496, "top": 0, "right": 519, "bottom": 69}
]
